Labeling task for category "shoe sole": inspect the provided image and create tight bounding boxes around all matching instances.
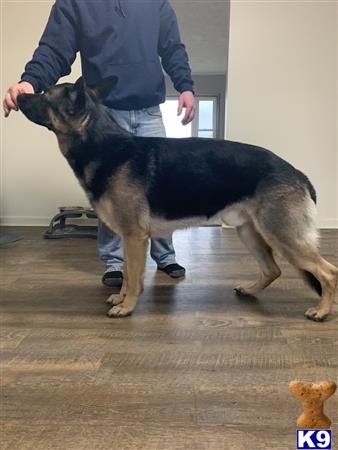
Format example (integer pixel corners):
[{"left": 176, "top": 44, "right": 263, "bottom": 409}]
[
  {"left": 102, "top": 278, "right": 123, "bottom": 287},
  {"left": 165, "top": 270, "right": 186, "bottom": 279}
]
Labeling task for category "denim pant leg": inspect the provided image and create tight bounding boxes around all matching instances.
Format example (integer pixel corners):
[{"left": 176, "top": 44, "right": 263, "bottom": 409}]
[
  {"left": 97, "top": 221, "right": 124, "bottom": 271},
  {"left": 97, "top": 110, "right": 131, "bottom": 270},
  {"left": 97, "top": 106, "right": 177, "bottom": 269},
  {"left": 134, "top": 107, "right": 177, "bottom": 268},
  {"left": 150, "top": 235, "right": 177, "bottom": 268}
]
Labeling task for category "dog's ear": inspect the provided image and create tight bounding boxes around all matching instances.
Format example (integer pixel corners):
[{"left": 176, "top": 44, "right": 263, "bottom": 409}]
[
  {"left": 74, "top": 76, "right": 86, "bottom": 92},
  {"left": 68, "top": 77, "right": 86, "bottom": 113},
  {"left": 89, "top": 76, "right": 118, "bottom": 101}
]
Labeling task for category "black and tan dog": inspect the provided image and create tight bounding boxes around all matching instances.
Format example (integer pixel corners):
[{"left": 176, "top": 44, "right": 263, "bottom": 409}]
[{"left": 17, "top": 76, "right": 337, "bottom": 320}]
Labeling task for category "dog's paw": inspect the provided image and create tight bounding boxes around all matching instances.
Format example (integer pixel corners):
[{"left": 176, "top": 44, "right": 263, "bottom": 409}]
[
  {"left": 304, "top": 307, "right": 329, "bottom": 322},
  {"left": 106, "top": 294, "right": 124, "bottom": 306},
  {"left": 234, "top": 285, "right": 256, "bottom": 296},
  {"left": 107, "top": 304, "right": 134, "bottom": 318},
  {"left": 234, "top": 286, "right": 247, "bottom": 296}
]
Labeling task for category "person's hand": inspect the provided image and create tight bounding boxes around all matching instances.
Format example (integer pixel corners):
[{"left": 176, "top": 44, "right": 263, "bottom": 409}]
[
  {"left": 3, "top": 81, "right": 34, "bottom": 117},
  {"left": 177, "top": 91, "right": 195, "bottom": 125}
]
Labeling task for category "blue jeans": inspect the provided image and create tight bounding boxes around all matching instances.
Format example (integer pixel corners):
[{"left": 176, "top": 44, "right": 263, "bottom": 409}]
[{"left": 98, "top": 105, "right": 177, "bottom": 271}]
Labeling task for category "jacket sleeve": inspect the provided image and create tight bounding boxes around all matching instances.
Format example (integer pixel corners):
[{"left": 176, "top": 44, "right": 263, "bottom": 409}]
[
  {"left": 158, "top": 0, "right": 194, "bottom": 94},
  {"left": 20, "top": 0, "right": 79, "bottom": 92}
]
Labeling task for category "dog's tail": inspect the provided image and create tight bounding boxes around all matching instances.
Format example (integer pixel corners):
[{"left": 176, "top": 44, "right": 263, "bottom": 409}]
[
  {"left": 300, "top": 270, "right": 322, "bottom": 296},
  {"left": 298, "top": 170, "right": 317, "bottom": 204}
]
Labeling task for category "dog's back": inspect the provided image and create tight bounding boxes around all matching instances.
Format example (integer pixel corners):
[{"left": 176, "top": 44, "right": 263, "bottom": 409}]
[{"left": 133, "top": 137, "right": 314, "bottom": 221}]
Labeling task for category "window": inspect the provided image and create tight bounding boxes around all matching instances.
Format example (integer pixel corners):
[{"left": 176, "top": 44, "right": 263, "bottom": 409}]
[
  {"left": 160, "top": 100, "right": 192, "bottom": 138},
  {"left": 194, "top": 99, "right": 217, "bottom": 138},
  {"left": 160, "top": 97, "right": 218, "bottom": 138}
]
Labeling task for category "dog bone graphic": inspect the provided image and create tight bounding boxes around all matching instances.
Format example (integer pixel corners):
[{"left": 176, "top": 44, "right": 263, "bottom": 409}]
[{"left": 289, "top": 380, "right": 337, "bottom": 429}]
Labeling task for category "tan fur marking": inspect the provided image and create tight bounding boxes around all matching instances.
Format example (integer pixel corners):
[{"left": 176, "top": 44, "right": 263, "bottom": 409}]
[
  {"left": 84, "top": 161, "right": 100, "bottom": 185},
  {"left": 95, "top": 163, "right": 150, "bottom": 236},
  {"left": 48, "top": 110, "right": 69, "bottom": 134},
  {"left": 48, "top": 109, "right": 90, "bottom": 136},
  {"left": 235, "top": 221, "right": 281, "bottom": 295}
]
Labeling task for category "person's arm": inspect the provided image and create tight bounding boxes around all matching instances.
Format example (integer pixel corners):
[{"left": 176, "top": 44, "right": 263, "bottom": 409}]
[
  {"left": 21, "top": 0, "right": 79, "bottom": 92},
  {"left": 3, "top": 0, "right": 79, "bottom": 116},
  {"left": 158, "top": 0, "right": 195, "bottom": 125}
]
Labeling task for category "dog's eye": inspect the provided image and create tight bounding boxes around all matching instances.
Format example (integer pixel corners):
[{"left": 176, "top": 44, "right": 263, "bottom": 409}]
[{"left": 66, "top": 107, "right": 76, "bottom": 116}]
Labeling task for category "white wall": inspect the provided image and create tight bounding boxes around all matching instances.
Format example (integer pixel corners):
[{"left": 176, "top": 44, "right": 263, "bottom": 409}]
[
  {"left": 1, "top": 1, "right": 85, "bottom": 226},
  {"left": 226, "top": 0, "right": 338, "bottom": 228},
  {"left": 1, "top": 1, "right": 337, "bottom": 227}
]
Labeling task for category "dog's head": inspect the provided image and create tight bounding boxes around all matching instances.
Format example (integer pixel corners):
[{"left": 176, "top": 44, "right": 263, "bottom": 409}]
[{"left": 17, "top": 76, "right": 118, "bottom": 135}]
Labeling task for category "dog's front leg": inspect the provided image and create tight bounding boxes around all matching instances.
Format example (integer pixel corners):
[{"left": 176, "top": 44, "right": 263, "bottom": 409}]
[
  {"left": 106, "top": 260, "right": 128, "bottom": 307},
  {"left": 107, "top": 233, "right": 148, "bottom": 318}
]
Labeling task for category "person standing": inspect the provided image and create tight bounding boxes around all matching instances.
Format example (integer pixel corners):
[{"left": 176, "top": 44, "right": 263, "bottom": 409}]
[{"left": 3, "top": 0, "right": 195, "bottom": 287}]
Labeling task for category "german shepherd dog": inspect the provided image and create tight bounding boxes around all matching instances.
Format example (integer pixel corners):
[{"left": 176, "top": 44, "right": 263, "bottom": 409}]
[{"left": 17, "top": 76, "right": 337, "bottom": 320}]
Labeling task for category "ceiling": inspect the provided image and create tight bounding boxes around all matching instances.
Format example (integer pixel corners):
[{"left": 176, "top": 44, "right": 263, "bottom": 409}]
[{"left": 171, "top": 0, "right": 230, "bottom": 74}]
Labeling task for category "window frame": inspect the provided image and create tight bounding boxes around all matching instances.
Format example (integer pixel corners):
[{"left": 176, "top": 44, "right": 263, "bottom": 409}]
[
  {"left": 163, "top": 95, "right": 220, "bottom": 139},
  {"left": 192, "top": 96, "right": 218, "bottom": 139}
]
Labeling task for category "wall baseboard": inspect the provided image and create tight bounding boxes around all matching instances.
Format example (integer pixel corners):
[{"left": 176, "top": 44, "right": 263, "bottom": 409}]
[
  {"left": 222, "top": 219, "right": 338, "bottom": 229},
  {"left": 1, "top": 216, "right": 338, "bottom": 229},
  {"left": 0, "top": 216, "right": 96, "bottom": 227},
  {"left": 318, "top": 218, "right": 338, "bottom": 228}
]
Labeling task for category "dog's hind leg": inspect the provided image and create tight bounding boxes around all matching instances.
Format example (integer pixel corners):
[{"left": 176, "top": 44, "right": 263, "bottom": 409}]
[
  {"left": 252, "top": 189, "right": 338, "bottom": 321},
  {"left": 234, "top": 221, "right": 281, "bottom": 296},
  {"left": 108, "top": 232, "right": 149, "bottom": 318},
  {"left": 280, "top": 248, "right": 337, "bottom": 321}
]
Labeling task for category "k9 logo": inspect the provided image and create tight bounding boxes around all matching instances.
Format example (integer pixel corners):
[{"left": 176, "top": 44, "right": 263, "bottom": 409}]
[{"left": 296, "top": 430, "right": 332, "bottom": 449}]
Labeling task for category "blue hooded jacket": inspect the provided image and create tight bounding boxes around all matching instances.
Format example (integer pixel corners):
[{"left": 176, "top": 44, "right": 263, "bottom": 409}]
[{"left": 21, "top": 0, "right": 194, "bottom": 110}]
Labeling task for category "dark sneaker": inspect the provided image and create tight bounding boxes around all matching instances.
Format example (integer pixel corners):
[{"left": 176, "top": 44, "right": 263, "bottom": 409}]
[
  {"left": 158, "top": 263, "right": 186, "bottom": 279},
  {"left": 102, "top": 269, "right": 123, "bottom": 287}
]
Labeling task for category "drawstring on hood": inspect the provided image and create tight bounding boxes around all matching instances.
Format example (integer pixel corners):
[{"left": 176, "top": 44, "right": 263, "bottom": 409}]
[{"left": 115, "top": 0, "right": 126, "bottom": 18}]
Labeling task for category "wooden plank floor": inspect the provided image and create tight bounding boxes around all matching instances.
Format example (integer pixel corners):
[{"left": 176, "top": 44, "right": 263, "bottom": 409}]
[{"left": 1, "top": 226, "right": 337, "bottom": 450}]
